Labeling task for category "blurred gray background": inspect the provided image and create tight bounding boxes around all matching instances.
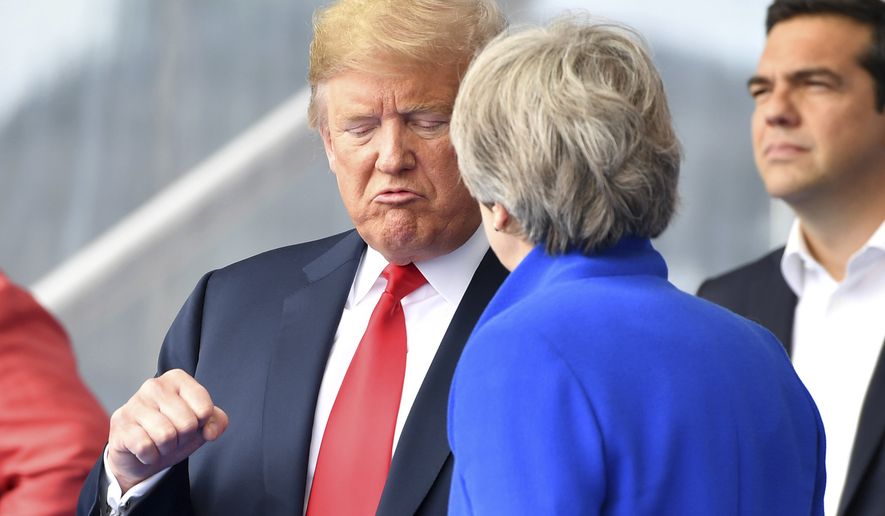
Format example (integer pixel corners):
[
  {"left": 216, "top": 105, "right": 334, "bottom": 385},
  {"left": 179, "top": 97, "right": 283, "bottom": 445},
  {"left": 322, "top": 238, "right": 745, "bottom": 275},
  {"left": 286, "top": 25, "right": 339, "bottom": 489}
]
[{"left": 0, "top": 0, "right": 790, "bottom": 411}]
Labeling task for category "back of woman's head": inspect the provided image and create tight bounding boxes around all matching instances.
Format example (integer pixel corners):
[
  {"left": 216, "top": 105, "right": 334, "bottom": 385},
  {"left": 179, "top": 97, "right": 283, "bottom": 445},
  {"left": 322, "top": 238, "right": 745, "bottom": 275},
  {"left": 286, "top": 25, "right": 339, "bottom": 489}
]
[{"left": 451, "top": 17, "right": 681, "bottom": 254}]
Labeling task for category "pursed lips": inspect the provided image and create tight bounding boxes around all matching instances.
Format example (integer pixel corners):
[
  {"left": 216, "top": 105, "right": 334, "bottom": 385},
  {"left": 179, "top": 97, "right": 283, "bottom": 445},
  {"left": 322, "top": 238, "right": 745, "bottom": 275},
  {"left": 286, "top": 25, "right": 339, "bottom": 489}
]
[{"left": 373, "top": 188, "right": 424, "bottom": 204}]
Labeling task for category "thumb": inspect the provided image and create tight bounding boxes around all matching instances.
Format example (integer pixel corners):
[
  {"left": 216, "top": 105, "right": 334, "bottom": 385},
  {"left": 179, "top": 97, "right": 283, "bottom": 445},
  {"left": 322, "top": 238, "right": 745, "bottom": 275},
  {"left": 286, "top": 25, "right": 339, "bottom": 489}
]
[{"left": 202, "top": 406, "right": 229, "bottom": 441}]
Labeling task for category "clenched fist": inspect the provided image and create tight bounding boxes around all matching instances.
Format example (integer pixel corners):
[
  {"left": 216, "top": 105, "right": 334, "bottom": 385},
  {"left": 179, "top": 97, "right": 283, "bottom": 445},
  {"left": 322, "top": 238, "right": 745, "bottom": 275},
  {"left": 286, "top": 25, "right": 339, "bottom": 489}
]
[{"left": 107, "top": 369, "right": 229, "bottom": 493}]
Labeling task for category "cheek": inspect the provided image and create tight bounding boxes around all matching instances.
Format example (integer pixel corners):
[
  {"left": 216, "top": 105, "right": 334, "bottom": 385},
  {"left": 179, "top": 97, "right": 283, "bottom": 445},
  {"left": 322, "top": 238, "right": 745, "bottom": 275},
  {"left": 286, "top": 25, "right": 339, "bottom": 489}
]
[
  {"left": 424, "top": 144, "right": 462, "bottom": 192},
  {"left": 750, "top": 111, "right": 765, "bottom": 143},
  {"left": 331, "top": 156, "right": 374, "bottom": 206}
]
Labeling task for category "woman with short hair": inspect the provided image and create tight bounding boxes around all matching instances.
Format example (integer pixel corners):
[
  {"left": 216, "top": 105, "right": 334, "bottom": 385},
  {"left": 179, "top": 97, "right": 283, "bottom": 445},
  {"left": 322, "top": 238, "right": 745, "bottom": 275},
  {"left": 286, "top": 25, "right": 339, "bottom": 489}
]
[{"left": 446, "top": 17, "right": 826, "bottom": 515}]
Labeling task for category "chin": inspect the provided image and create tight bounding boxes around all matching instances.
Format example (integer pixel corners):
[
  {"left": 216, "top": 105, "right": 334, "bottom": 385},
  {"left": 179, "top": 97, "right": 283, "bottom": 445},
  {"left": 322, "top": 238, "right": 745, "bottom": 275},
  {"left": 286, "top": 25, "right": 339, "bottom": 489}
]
[{"left": 360, "top": 219, "right": 426, "bottom": 262}]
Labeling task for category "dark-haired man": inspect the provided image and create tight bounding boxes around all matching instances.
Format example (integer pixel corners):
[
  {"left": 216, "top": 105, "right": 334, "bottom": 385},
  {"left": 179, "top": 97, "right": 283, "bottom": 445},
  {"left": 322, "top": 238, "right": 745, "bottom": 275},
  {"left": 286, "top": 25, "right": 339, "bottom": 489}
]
[{"left": 698, "top": 1, "right": 885, "bottom": 514}]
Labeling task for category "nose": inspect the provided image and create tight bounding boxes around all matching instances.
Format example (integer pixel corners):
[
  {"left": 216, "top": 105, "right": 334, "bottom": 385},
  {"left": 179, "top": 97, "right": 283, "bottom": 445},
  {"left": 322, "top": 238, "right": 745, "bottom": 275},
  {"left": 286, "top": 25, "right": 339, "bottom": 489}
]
[
  {"left": 375, "top": 120, "right": 416, "bottom": 175},
  {"left": 760, "top": 86, "right": 800, "bottom": 128}
]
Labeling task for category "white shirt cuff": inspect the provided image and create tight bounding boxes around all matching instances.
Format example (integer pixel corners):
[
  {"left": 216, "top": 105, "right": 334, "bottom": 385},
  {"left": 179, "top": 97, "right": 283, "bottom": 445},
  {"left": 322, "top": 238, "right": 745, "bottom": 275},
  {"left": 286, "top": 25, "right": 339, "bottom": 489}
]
[{"left": 103, "top": 446, "right": 171, "bottom": 514}]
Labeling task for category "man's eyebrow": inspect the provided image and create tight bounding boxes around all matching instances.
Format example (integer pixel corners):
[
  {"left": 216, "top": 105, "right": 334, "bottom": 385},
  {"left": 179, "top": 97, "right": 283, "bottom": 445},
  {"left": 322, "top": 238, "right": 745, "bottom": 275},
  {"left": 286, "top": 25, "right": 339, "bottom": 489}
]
[
  {"left": 788, "top": 68, "right": 843, "bottom": 86},
  {"left": 747, "top": 67, "right": 844, "bottom": 90},
  {"left": 400, "top": 101, "right": 453, "bottom": 115},
  {"left": 335, "top": 112, "right": 378, "bottom": 124}
]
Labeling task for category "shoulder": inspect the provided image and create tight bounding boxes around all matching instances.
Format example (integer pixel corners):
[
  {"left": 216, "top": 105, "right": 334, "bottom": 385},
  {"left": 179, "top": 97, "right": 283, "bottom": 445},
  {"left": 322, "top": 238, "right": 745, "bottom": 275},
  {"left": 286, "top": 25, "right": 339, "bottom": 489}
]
[
  {"left": 198, "top": 230, "right": 362, "bottom": 293},
  {"left": 215, "top": 230, "right": 360, "bottom": 278},
  {"left": 700, "top": 247, "right": 785, "bottom": 290},
  {"left": 166, "top": 230, "right": 362, "bottom": 332},
  {"left": 696, "top": 247, "right": 785, "bottom": 306}
]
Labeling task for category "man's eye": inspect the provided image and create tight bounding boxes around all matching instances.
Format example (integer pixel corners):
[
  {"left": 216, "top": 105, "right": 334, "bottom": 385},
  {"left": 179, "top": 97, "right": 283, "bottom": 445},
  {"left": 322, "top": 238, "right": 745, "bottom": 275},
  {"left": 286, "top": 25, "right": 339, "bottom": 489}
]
[
  {"left": 411, "top": 120, "right": 448, "bottom": 132},
  {"left": 749, "top": 87, "right": 769, "bottom": 99},
  {"left": 804, "top": 80, "right": 833, "bottom": 90},
  {"left": 346, "top": 126, "right": 374, "bottom": 137}
]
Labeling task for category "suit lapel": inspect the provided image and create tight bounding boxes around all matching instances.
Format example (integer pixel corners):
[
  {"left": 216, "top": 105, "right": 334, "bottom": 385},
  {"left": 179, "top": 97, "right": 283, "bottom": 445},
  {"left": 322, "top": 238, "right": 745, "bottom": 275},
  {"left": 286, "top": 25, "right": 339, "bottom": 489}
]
[
  {"left": 261, "top": 231, "right": 365, "bottom": 514},
  {"left": 756, "top": 248, "right": 797, "bottom": 355},
  {"left": 838, "top": 338, "right": 885, "bottom": 515},
  {"left": 377, "top": 250, "right": 508, "bottom": 516}
]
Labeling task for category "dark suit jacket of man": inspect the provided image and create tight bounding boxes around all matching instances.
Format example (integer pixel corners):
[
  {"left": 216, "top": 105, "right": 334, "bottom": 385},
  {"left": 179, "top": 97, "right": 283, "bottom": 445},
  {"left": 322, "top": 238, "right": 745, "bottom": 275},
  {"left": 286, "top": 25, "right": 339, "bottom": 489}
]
[
  {"left": 698, "top": 248, "right": 885, "bottom": 516},
  {"left": 77, "top": 229, "right": 508, "bottom": 516}
]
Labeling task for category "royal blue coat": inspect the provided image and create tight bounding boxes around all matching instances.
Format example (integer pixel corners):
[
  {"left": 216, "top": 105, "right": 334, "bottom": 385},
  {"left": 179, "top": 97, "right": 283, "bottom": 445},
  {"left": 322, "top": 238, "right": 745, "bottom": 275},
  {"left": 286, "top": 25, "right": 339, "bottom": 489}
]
[{"left": 448, "top": 238, "right": 825, "bottom": 515}]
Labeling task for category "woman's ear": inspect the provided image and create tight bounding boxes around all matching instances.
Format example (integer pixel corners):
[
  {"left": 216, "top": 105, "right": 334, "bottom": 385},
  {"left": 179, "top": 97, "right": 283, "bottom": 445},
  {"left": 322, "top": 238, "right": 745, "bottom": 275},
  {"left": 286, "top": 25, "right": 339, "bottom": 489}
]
[{"left": 491, "top": 203, "right": 514, "bottom": 234}]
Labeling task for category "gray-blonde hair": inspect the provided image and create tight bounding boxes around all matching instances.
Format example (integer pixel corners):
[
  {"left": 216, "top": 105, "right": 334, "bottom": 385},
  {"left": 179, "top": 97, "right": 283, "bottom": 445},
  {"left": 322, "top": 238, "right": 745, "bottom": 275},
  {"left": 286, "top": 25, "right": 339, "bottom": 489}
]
[
  {"left": 307, "top": 0, "right": 506, "bottom": 129},
  {"left": 451, "top": 17, "right": 681, "bottom": 254}
]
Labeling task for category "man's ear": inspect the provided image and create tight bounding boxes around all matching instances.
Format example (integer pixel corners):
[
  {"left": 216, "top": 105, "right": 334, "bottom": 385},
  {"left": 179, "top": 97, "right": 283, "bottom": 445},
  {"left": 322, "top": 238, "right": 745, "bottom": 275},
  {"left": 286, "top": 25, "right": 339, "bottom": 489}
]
[{"left": 319, "top": 125, "right": 337, "bottom": 175}]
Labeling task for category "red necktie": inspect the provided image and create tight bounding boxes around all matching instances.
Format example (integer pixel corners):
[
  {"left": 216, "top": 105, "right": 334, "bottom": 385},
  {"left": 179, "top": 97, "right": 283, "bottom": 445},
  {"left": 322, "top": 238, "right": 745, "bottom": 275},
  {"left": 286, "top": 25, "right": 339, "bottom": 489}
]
[{"left": 307, "top": 263, "right": 427, "bottom": 516}]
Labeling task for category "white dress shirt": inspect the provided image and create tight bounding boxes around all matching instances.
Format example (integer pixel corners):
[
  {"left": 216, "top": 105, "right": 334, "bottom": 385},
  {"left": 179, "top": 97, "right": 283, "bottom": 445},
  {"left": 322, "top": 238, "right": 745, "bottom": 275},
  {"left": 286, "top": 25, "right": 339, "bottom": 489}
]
[
  {"left": 781, "top": 219, "right": 885, "bottom": 516},
  {"left": 304, "top": 227, "right": 488, "bottom": 508},
  {"left": 104, "top": 227, "right": 489, "bottom": 514}
]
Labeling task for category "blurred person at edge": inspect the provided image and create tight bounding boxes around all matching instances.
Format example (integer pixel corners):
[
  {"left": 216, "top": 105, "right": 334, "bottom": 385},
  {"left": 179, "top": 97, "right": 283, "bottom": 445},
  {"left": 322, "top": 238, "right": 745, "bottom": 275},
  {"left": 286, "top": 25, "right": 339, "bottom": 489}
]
[
  {"left": 446, "top": 17, "right": 826, "bottom": 516},
  {"left": 0, "top": 271, "right": 109, "bottom": 516},
  {"left": 77, "top": 1, "right": 508, "bottom": 515},
  {"left": 698, "top": 1, "right": 885, "bottom": 514}
]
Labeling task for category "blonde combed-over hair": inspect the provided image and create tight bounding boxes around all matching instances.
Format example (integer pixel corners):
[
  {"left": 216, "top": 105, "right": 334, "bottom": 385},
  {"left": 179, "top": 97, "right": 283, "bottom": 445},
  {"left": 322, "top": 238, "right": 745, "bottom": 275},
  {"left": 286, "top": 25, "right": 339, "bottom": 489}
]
[
  {"left": 451, "top": 17, "right": 682, "bottom": 254},
  {"left": 307, "top": 0, "right": 506, "bottom": 129}
]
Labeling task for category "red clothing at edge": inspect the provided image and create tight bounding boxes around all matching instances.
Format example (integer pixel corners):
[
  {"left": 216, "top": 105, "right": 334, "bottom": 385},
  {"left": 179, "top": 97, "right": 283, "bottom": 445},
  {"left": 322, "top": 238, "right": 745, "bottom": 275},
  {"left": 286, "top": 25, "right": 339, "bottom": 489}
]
[{"left": 0, "top": 272, "right": 109, "bottom": 516}]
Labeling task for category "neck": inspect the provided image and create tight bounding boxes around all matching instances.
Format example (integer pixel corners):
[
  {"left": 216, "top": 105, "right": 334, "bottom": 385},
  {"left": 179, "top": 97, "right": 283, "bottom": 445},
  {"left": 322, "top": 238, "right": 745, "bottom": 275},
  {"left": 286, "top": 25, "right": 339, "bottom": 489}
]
[
  {"left": 505, "top": 238, "right": 535, "bottom": 271},
  {"left": 794, "top": 199, "right": 885, "bottom": 281}
]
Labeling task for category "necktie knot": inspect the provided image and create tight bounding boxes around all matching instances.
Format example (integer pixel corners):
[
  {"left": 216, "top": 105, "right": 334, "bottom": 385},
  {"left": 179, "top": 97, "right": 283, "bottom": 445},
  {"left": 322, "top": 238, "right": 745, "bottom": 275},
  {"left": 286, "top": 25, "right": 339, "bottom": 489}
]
[{"left": 382, "top": 263, "right": 427, "bottom": 302}]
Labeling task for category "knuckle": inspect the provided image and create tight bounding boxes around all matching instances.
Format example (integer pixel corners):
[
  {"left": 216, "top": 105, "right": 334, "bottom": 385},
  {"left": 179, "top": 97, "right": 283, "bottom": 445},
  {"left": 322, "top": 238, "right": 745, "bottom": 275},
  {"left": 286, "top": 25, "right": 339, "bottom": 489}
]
[
  {"left": 123, "top": 429, "right": 154, "bottom": 458},
  {"left": 193, "top": 402, "right": 214, "bottom": 420},
  {"left": 165, "top": 368, "right": 189, "bottom": 382},
  {"left": 174, "top": 415, "right": 199, "bottom": 435},
  {"left": 129, "top": 438, "right": 152, "bottom": 457},
  {"left": 139, "top": 377, "right": 163, "bottom": 397},
  {"left": 180, "top": 421, "right": 199, "bottom": 436},
  {"left": 153, "top": 427, "right": 178, "bottom": 446},
  {"left": 110, "top": 407, "right": 126, "bottom": 425}
]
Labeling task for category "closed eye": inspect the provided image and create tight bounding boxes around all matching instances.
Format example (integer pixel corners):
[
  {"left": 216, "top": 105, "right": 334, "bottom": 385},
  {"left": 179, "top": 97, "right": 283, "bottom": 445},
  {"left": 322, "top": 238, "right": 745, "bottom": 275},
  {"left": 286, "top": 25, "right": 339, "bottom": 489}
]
[
  {"left": 409, "top": 116, "right": 449, "bottom": 138},
  {"left": 412, "top": 120, "right": 446, "bottom": 130},
  {"left": 345, "top": 124, "right": 376, "bottom": 138},
  {"left": 747, "top": 76, "right": 771, "bottom": 100},
  {"left": 801, "top": 79, "right": 836, "bottom": 90},
  {"left": 749, "top": 85, "right": 771, "bottom": 99}
]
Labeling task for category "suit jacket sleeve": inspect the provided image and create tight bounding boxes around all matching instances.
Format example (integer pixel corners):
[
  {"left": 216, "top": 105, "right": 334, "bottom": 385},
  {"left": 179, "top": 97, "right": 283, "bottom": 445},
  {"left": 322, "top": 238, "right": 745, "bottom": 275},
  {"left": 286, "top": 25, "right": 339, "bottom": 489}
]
[{"left": 0, "top": 275, "right": 109, "bottom": 516}]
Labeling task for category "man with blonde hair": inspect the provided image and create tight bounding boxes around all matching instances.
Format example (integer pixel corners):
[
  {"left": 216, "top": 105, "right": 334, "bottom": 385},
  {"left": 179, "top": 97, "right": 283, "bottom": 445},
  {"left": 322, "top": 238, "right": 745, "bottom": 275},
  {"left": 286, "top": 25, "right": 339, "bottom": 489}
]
[{"left": 77, "top": 1, "right": 507, "bottom": 515}]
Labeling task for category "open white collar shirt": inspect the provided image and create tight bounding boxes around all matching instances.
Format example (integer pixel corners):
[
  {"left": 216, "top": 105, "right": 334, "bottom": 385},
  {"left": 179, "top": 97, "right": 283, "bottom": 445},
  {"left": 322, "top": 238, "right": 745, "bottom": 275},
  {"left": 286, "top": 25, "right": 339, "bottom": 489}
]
[{"left": 781, "top": 218, "right": 885, "bottom": 516}]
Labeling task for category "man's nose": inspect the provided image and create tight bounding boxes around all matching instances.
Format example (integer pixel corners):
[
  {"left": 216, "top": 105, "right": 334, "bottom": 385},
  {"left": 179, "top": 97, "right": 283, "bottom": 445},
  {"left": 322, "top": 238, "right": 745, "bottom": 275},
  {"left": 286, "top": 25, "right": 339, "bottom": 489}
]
[
  {"left": 375, "top": 121, "right": 416, "bottom": 174},
  {"left": 761, "top": 87, "right": 800, "bottom": 127}
]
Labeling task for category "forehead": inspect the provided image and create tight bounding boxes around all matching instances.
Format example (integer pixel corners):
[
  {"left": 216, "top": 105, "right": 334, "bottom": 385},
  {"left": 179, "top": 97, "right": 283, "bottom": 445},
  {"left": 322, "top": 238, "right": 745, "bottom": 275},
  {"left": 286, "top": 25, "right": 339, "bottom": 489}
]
[
  {"left": 757, "top": 15, "right": 873, "bottom": 74},
  {"left": 321, "top": 66, "right": 461, "bottom": 117}
]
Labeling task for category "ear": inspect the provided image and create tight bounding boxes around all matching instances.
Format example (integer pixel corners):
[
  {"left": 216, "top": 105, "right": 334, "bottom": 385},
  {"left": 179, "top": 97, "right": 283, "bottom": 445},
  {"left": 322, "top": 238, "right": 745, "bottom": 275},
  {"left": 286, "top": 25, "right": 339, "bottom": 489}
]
[
  {"left": 491, "top": 203, "right": 514, "bottom": 234},
  {"left": 319, "top": 125, "right": 338, "bottom": 175}
]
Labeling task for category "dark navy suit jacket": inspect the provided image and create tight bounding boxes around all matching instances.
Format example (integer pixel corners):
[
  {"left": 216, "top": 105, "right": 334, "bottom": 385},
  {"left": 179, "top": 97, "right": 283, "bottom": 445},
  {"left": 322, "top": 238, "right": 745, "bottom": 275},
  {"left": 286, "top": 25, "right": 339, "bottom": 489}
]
[
  {"left": 77, "top": 229, "right": 507, "bottom": 516},
  {"left": 698, "top": 248, "right": 885, "bottom": 516}
]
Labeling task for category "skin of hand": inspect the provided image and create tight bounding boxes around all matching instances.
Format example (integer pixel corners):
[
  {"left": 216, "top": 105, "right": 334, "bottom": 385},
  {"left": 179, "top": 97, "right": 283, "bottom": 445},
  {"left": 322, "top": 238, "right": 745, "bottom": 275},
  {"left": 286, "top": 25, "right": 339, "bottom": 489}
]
[{"left": 106, "top": 369, "right": 229, "bottom": 493}]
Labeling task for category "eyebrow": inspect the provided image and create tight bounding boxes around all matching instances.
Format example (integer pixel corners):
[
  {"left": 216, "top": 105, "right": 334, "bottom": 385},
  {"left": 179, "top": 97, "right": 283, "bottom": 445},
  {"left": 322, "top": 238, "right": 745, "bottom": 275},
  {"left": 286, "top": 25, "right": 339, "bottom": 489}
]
[
  {"left": 333, "top": 100, "right": 454, "bottom": 126},
  {"left": 399, "top": 101, "right": 453, "bottom": 116},
  {"left": 747, "top": 67, "right": 844, "bottom": 90}
]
